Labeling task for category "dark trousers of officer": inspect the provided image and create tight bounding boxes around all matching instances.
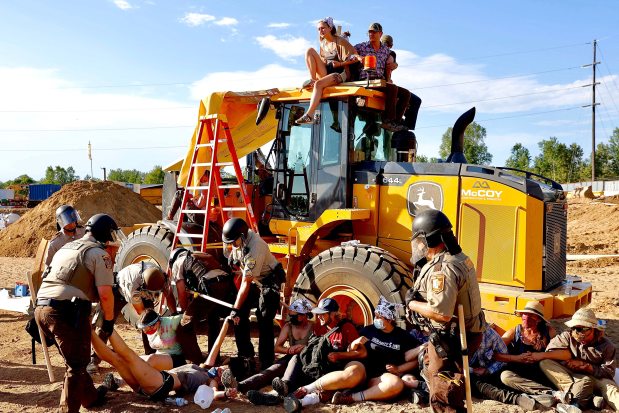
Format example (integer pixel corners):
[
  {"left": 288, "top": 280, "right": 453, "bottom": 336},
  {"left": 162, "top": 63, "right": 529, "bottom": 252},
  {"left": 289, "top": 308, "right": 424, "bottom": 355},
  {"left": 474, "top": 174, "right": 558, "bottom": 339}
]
[
  {"left": 424, "top": 331, "right": 482, "bottom": 413},
  {"left": 35, "top": 301, "right": 98, "bottom": 413},
  {"left": 178, "top": 278, "right": 235, "bottom": 364},
  {"left": 235, "top": 282, "right": 279, "bottom": 368}
]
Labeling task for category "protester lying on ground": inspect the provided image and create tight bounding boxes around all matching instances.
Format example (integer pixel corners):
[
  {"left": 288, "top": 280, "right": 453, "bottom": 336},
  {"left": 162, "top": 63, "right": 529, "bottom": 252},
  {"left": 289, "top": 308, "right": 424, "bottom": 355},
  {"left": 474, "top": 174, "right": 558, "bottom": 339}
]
[
  {"left": 296, "top": 17, "right": 357, "bottom": 127},
  {"left": 92, "top": 328, "right": 236, "bottom": 404},
  {"left": 246, "top": 297, "right": 360, "bottom": 407},
  {"left": 540, "top": 307, "right": 618, "bottom": 411},
  {"left": 221, "top": 298, "right": 316, "bottom": 394},
  {"left": 137, "top": 309, "right": 187, "bottom": 370},
  {"left": 284, "top": 296, "right": 424, "bottom": 411},
  {"left": 496, "top": 301, "right": 569, "bottom": 405}
]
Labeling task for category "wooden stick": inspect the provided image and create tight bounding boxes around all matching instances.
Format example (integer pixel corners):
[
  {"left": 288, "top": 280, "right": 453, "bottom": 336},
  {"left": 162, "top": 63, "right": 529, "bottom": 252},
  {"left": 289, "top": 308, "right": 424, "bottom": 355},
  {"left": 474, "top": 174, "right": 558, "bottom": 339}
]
[
  {"left": 458, "top": 304, "right": 472, "bottom": 412},
  {"left": 203, "top": 316, "right": 232, "bottom": 367}
]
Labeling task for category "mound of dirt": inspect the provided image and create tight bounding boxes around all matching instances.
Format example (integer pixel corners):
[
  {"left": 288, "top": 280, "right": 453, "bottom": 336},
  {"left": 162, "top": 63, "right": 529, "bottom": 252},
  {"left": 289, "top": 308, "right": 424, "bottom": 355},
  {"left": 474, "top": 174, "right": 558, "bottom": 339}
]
[
  {"left": 567, "top": 198, "right": 619, "bottom": 254},
  {"left": 0, "top": 181, "right": 162, "bottom": 257}
]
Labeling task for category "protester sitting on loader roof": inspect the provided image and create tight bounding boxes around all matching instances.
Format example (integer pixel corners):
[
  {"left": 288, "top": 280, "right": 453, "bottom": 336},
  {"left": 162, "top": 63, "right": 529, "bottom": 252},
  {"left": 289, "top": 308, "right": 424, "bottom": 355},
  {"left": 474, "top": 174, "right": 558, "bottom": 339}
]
[
  {"left": 284, "top": 296, "right": 424, "bottom": 411},
  {"left": 354, "top": 22, "right": 411, "bottom": 133},
  {"left": 137, "top": 309, "right": 187, "bottom": 370},
  {"left": 539, "top": 307, "right": 619, "bottom": 411},
  {"left": 44, "top": 204, "right": 85, "bottom": 266},
  {"left": 295, "top": 17, "right": 357, "bottom": 127},
  {"left": 497, "top": 301, "right": 570, "bottom": 406},
  {"left": 92, "top": 329, "right": 236, "bottom": 404},
  {"left": 220, "top": 298, "right": 316, "bottom": 395},
  {"left": 246, "top": 297, "right": 360, "bottom": 407}
]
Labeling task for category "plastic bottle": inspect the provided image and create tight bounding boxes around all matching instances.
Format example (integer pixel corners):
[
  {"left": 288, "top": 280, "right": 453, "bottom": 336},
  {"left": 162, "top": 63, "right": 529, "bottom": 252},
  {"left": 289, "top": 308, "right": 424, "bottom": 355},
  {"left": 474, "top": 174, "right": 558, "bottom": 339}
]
[
  {"left": 165, "top": 397, "right": 188, "bottom": 406},
  {"left": 564, "top": 277, "right": 573, "bottom": 295},
  {"left": 0, "top": 289, "right": 9, "bottom": 300}
]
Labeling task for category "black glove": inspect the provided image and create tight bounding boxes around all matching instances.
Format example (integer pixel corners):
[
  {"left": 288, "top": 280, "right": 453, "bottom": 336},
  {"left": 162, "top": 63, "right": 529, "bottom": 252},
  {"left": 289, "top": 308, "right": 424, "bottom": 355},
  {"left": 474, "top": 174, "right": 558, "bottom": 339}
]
[
  {"left": 230, "top": 308, "right": 239, "bottom": 319},
  {"left": 101, "top": 319, "right": 115, "bottom": 336}
]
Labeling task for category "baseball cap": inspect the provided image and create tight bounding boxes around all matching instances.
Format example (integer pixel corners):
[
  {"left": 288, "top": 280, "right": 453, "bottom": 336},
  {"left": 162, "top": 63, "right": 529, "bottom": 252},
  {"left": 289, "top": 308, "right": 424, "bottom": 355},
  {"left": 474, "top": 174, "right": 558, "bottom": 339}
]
[
  {"left": 368, "top": 22, "right": 383, "bottom": 32},
  {"left": 311, "top": 297, "right": 339, "bottom": 314},
  {"left": 194, "top": 384, "right": 214, "bottom": 409}
]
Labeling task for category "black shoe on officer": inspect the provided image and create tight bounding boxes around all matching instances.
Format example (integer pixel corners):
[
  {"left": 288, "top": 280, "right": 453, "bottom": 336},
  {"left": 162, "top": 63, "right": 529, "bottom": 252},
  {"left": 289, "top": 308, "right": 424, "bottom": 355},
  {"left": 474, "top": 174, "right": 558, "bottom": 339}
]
[{"left": 247, "top": 390, "right": 282, "bottom": 406}]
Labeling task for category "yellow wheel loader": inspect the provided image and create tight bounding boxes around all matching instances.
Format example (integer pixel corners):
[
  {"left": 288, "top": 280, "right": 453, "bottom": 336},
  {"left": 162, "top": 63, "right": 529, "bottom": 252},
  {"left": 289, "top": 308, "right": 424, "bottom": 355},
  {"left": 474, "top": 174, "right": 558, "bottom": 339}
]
[{"left": 116, "top": 80, "right": 591, "bottom": 331}]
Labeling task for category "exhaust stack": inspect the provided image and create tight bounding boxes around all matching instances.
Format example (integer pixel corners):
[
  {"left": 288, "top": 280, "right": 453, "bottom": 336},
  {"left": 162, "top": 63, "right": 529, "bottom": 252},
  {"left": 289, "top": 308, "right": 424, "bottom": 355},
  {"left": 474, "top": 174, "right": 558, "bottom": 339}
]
[{"left": 446, "top": 107, "right": 476, "bottom": 163}]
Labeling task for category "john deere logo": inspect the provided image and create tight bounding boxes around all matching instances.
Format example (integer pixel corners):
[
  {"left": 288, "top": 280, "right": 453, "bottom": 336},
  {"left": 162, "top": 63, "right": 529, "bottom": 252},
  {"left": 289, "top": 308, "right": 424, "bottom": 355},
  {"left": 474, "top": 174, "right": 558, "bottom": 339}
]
[{"left": 407, "top": 182, "right": 444, "bottom": 216}]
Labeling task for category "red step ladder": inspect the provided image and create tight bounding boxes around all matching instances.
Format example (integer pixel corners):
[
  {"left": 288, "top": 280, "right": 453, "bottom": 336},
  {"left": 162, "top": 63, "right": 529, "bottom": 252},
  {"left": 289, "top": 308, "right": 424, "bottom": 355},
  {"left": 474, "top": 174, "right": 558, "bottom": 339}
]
[{"left": 172, "top": 114, "right": 258, "bottom": 253}]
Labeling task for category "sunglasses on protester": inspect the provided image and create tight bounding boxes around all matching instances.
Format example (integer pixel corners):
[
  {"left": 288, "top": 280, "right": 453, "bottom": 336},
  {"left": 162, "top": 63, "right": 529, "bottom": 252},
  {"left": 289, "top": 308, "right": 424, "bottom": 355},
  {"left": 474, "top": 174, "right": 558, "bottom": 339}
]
[{"left": 572, "top": 326, "right": 592, "bottom": 333}]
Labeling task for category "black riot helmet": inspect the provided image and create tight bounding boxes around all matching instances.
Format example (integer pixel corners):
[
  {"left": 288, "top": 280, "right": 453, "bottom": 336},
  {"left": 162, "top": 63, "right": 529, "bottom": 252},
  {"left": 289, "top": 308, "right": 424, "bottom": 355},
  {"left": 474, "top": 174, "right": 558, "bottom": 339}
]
[
  {"left": 168, "top": 247, "right": 190, "bottom": 269},
  {"left": 410, "top": 209, "right": 461, "bottom": 266},
  {"left": 85, "top": 214, "right": 119, "bottom": 243},
  {"left": 55, "top": 204, "right": 80, "bottom": 231},
  {"left": 222, "top": 218, "right": 249, "bottom": 244}
]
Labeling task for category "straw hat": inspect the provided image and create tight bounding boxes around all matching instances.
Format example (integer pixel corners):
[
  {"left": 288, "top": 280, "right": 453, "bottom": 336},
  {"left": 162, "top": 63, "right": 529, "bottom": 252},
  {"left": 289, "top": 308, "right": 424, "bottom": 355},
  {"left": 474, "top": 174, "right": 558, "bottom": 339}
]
[
  {"left": 565, "top": 307, "right": 598, "bottom": 329},
  {"left": 515, "top": 301, "right": 548, "bottom": 322}
]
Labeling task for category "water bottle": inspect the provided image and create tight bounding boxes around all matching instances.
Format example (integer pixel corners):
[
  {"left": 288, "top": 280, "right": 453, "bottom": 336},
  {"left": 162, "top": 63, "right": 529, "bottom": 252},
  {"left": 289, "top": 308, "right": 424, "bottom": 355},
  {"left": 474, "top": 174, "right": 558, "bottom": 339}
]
[
  {"left": 564, "top": 277, "right": 573, "bottom": 295},
  {"left": 165, "top": 397, "right": 188, "bottom": 406}
]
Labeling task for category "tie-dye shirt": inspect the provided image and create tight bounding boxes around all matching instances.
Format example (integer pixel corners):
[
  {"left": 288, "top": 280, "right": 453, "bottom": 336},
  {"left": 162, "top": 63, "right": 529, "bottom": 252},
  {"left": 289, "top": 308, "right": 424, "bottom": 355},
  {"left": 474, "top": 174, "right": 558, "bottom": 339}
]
[{"left": 147, "top": 315, "right": 183, "bottom": 355}]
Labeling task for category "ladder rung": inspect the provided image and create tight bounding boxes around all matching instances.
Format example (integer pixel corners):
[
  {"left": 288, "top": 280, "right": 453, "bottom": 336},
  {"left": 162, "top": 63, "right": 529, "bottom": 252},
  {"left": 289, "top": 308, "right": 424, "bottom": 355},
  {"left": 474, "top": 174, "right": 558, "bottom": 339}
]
[
  {"left": 178, "top": 233, "right": 205, "bottom": 238},
  {"left": 192, "top": 163, "right": 213, "bottom": 167},
  {"left": 195, "top": 143, "right": 214, "bottom": 148},
  {"left": 181, "top": 209, "right": 208, "bottom": 214},
  {"left": 215, "top": 162, "right": 234, "bottom": 167},
  {"left": 219, "top": 184, "right": 240, "bottom": 189},
  {"left": 186, "top": 186, "right": 213, "bottom": 190},
  {"left": 222, "top": 207, "right": 247, "bottom": 212}
]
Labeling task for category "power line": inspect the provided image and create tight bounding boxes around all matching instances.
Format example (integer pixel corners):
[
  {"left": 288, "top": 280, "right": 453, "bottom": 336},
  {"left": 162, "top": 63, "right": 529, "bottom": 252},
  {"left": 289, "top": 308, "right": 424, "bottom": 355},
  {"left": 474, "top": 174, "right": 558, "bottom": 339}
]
[
  {"left": 0, "top": 125, "right": 193, "bottom": 133},
  {"left": 0, "top": 145, "right": 186, "bottom": 152},
  {"left": 0, "top": 106, "right": 194, "bottom": 113}
]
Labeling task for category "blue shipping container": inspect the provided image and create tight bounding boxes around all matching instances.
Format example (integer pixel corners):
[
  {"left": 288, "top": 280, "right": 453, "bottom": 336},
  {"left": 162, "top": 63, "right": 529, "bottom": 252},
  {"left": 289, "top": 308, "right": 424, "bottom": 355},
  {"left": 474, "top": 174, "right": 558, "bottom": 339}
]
[{"left": 29, "top": 184, "right": 61, "bottom": 201}]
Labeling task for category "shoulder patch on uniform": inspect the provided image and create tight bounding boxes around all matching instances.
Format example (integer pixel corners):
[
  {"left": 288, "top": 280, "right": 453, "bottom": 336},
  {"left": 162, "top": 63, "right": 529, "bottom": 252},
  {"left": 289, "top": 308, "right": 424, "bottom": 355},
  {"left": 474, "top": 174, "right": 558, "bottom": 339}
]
[
  {"left": 103, "top": 255, "right": 112, "bottom": 269},
  {"left": 464, "top": 258, "right": 474, "bottom": 270},
  {"left": 431, "top": 274, "right": 445, "bottom": 294},
  {"left": 244, "top": 256, "right": 256, "bottom": 270}
]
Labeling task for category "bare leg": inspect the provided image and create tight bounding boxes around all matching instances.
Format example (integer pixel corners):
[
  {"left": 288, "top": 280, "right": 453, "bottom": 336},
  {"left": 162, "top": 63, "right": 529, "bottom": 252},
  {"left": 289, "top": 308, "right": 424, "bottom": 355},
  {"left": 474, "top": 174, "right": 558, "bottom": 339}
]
[
  {"left": 305, "top": 48, "right": 328, "bottom": 80},
  {"left": 356, "top": 373, "right": 404, "bottom": 401},
  {"left": 304, "top": 74, "right": 339, "bottom": 118},
  {"left": 91, "top": 330, "right": 140, "bottom": 391},
  {"left": 140, "top": 353, "right": 174, "bottom": 371},
  {"left": 309, "top": 361, "right": 366, "bottom": 391}
]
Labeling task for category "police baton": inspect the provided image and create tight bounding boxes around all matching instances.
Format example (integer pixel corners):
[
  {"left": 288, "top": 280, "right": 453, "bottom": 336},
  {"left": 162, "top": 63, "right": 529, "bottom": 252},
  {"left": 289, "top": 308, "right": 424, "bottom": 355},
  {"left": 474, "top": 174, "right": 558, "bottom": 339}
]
[
  {"left": 458, "top": 304, "right": 473, "bottom": 412},
  {"left": 195, "top": 292, "right": 234, "bottom": 309}
]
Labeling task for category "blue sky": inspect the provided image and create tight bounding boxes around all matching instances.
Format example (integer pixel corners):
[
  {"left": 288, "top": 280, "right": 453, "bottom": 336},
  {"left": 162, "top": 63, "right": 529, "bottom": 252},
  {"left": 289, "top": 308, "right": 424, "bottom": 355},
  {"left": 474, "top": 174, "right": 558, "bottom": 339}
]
[{"left": 1, "top": 1, "right": 618, "bottom": 182}]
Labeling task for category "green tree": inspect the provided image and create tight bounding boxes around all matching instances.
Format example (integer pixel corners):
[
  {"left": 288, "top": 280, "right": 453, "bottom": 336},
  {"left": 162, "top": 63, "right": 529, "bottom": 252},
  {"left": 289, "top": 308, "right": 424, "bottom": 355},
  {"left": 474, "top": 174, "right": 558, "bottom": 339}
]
[
  {"left": 439, "top": 121, "right": 492, "bottom": 165},
  {"left": 504, "top": 143, "right": 531, "bottom": 170},
  {"left": 608, "top": 127, "right": 619, "bottom": 177},
  {"left": 143, "top": 165, "right": 165, "bottom": 184},
  {"left": 533, "top": 138, "right": 584, "bottom": 183},
  {"left": 1, "top": 174, "right": 36, "bottom": 188},
  {"left": 41, "top": 165, "right": 79, "bottom": 185},
  {"left": 107, "top": 169, "right": 144, "bottom": 183},
  {"left": 593, "top": 142, "right": 613, "bottom": 179}
]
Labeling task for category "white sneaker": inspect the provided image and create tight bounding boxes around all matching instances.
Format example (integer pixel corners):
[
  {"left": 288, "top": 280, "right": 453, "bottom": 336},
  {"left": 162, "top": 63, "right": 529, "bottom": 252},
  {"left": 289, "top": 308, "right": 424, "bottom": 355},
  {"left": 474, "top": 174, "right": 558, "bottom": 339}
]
[
  {"left": 301, "top": 392, "right": 320, "bottom": 407},
  {"left": 556, "top": 403, "right": 582, "bottom": 413},
  {"left": 553, "top": 390, "right": 572, "bottom": 404},
  {"left": 516, "top": 394, "right": 535, "bottom": 411}
]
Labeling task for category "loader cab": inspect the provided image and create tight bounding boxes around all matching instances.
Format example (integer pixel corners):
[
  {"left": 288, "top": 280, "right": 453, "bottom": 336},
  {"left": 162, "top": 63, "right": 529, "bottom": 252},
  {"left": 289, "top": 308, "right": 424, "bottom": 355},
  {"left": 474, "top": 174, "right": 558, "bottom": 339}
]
[{"left": 269, "top": 97, "right": 396, "bottom": 222}]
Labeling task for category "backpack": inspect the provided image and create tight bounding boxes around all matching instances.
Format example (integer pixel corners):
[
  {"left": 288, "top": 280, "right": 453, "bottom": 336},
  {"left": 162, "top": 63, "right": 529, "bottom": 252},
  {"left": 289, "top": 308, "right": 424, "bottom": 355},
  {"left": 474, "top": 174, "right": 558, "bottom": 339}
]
[{"left": 299, "top": 319, "right": 348, "bottom": 380}]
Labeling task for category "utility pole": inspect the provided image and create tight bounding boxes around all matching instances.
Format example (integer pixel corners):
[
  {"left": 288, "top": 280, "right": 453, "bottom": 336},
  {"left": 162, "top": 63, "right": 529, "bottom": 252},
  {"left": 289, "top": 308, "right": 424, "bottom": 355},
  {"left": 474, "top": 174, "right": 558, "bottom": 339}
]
[
  {"left": 583, "top": 40, "right": 600, "bottom": 183},
  {"left": 101, "top": 167, "right": 107, "bottom": 181},
  {"left": 88, "top": 141, "right": 94, "bottom": 179}
]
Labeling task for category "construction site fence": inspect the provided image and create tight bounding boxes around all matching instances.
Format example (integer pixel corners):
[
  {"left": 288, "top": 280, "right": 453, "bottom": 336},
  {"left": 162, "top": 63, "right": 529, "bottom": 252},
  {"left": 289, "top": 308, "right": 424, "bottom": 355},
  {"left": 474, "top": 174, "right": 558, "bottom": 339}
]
[{"left": 561, "top": 180, "right": 619, "bottom": 196}]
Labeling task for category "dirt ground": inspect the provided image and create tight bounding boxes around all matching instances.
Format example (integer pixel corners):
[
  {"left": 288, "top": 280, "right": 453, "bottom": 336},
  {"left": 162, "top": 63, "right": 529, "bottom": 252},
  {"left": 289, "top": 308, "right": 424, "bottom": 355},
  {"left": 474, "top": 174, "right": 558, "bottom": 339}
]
[{"left": 1, "top": 198, "right": 619, "bottom": 412}]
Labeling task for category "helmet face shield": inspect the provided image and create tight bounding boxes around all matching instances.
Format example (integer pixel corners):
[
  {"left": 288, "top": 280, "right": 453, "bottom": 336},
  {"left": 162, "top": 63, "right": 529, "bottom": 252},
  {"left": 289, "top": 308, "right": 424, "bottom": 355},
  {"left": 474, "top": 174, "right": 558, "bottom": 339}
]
[
  {"left": 410, "top": 232, "right": 429, "bottom": 266},
  {"left": 57, "top": 209, "right": 80, "bottom": 229}
]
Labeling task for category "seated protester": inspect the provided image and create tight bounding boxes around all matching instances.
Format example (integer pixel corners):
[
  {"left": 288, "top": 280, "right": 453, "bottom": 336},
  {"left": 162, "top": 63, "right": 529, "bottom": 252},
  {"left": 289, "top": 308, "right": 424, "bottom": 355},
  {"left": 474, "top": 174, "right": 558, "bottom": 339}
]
[
  {"left": 468, "top": 325, "right": 546, "bottom": 411},
  {"left": 92, "top": 329, "right": 236, "bottom": 404},
  {"left": 310, "top": 296, "right": 422, "bottom": 408},
  {"left": 89, "top": 262, "right": 168, "bottom": 373},
  {"left": 222, "top": 298, "right": 316, "bottom": 394},
  {"left": 354, "top": 22, "right": 410, "bottom": 133},
  {"left": 380, "top": 34, "right": 422, "bottom": 131},
  {"left": 138, "top": 309, "right": 186, "bottom": 370},
  {"left": 166, "top": 170, "right": 219, "bottom": 224},
  {"left": 165, "top": 248, "right": 236, "bottom": 364},
  {"left": 247, "top": 298, "right": 361, "bottom": 407},
  {"left": 296, "top": 17, "right": 357, "bottom": 126},
  {"left": 498, "top": 301, "right": 568, "bottom": 406},
  {"left": 540, "top": 308, "right": 619, "bottom": 411}
]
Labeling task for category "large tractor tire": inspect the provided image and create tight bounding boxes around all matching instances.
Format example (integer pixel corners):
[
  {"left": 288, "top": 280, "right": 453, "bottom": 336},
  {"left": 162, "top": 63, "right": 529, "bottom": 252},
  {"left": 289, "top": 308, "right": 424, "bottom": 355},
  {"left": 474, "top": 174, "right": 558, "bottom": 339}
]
[
  {"left": 114, "top": 224, "right": 174, "bottom": 272},
  {"left": 292, "top": 244, "right": 414, "bottom": 327}
]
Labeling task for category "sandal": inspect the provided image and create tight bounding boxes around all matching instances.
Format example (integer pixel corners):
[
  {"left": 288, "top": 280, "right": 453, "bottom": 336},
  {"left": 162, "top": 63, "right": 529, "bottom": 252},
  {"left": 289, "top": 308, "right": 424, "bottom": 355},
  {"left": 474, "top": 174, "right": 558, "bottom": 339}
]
[
  {"left": 302, "top": 79, "right": 315, "bottom": 89},
  {"left": 295, "top": 114, "right": 314, "bottom": 125}
]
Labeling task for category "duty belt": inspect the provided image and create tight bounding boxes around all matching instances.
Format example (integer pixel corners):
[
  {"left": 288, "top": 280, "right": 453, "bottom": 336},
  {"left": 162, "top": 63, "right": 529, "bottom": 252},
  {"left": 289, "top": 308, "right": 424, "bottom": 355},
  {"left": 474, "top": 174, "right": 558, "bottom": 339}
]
[{"left": 36, "top": 297, "right": 91, "bottom": 309}]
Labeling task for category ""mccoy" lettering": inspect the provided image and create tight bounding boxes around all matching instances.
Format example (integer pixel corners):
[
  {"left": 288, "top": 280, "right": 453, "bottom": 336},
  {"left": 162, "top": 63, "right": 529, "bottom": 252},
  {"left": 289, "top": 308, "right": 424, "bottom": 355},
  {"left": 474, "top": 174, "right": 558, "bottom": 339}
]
[{"left": 461, "top": 189, "right": 503, "bottom": 198}]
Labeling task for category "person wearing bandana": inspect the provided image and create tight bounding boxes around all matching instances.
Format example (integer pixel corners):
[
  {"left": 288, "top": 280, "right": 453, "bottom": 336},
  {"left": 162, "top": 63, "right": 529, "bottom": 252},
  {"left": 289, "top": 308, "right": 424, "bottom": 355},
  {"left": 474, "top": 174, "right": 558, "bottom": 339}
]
[
  {"left": 405, "top": 209, "right": 486, "bottom": 413},
  {"left": 327, "top": 296, "right": 424, "bottom": 406},
  {"left": 223, "top": 217, "right": 285, "bottom": 369}
]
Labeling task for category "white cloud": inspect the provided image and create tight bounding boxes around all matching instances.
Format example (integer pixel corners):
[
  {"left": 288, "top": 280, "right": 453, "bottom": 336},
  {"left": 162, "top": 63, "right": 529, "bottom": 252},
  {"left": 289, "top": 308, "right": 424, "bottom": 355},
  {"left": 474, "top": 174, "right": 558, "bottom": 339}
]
[
  {"left": 254, "top": 35, "right": 312, "bottom": 61},
  {"left": 215, "top": 17, "right": 238, "bottom": 26},
  {"left": 190, "top": 64, "right": 307, "bottom": 99},
  {"left": 180, "top": 12, "right": 216, "bottom": 27},
  {"left": 112, "top": 0, "right": 132, "bottom": 10},
  {"left": 268, "top": 22, "right": 291, "bottom": 29}
]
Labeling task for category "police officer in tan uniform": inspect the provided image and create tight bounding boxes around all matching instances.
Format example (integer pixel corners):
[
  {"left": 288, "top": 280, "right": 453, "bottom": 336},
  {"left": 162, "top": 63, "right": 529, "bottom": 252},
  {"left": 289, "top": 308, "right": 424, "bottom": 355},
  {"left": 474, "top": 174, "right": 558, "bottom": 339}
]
[
  {"left": 35, "top": 213, "right": 119, "bottom": 413},
  {"left": 44, "top": 204, "right": 86, "bottom": 267},
  {"left": 406, "top": 209, "right": 486, "bottom": 413},
  {"left": 223, "top": 218, "right": 285, "bottom": 368}
]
